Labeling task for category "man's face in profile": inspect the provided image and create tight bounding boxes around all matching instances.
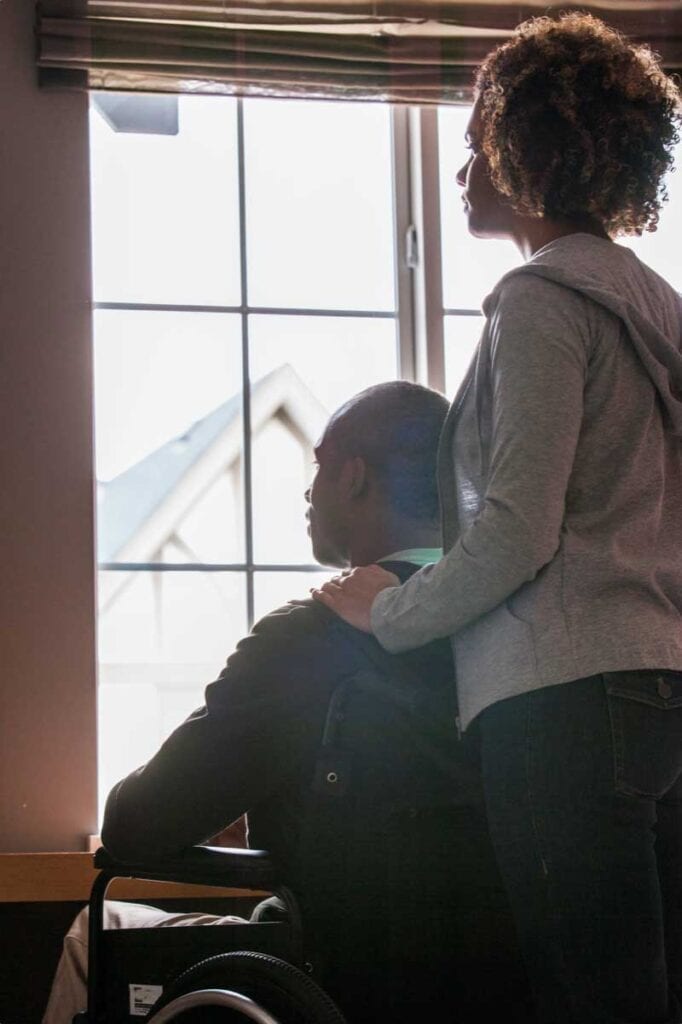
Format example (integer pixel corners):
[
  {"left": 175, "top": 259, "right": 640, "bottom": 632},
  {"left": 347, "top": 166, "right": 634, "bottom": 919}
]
[{"left": 305, "top": 426, "right": 350, "bottom": 570}]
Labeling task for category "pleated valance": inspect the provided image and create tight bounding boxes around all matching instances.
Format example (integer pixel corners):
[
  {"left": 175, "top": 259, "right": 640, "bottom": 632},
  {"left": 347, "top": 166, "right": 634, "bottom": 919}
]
[{"left": 37, "top": 1, "right": 682, "bottom": 104}]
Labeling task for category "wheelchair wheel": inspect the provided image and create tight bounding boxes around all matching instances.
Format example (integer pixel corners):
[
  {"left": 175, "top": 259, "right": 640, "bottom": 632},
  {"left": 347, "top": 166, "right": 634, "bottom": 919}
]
[{"left": 148, "top": 951, "right": 347, "bottom": 1024}]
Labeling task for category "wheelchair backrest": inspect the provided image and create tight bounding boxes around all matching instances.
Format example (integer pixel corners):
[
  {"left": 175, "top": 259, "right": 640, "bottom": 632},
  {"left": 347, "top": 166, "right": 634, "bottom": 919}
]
[{"left": 288, "top": 630, "right": 496, "bottom": 1021}]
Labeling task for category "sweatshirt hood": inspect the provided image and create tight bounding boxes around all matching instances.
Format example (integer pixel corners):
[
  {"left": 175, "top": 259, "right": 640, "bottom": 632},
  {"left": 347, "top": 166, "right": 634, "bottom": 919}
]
[{"left": 485, "top": 233, "right": 682, "bottom": 436}]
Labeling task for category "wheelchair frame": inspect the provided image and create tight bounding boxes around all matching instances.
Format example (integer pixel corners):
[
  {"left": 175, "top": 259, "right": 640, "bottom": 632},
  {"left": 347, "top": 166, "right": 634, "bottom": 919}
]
[{"left": 84, "top": 845, "right": 304, "bottom": 1023}]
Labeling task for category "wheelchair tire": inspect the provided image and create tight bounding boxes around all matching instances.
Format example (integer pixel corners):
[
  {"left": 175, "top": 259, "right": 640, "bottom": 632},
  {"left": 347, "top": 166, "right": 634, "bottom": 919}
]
[{"left": 148, "top": 951, "right": 347, "bottom": 1024}]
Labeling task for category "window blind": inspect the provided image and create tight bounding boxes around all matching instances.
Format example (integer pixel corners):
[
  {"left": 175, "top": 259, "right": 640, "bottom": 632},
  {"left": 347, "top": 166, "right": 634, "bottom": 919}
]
[{"left": 37, "top": 1, "right": 682, "bottom": 103}]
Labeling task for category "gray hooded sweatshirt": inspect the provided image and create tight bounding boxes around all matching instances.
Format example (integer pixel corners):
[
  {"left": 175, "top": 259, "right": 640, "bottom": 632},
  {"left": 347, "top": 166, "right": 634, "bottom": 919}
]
[{"left": 371, "top": 233, "right": 682, "bottom": 730}]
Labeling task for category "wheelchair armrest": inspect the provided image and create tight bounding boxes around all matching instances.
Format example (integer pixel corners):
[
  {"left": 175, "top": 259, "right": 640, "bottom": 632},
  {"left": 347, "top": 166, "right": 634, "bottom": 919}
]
[{"left": 94, "top": 844, "right": 278, "bottom": 891}]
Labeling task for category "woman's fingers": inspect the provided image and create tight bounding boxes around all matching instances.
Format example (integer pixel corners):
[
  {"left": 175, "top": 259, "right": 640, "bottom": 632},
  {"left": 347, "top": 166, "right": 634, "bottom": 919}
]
[
  {"left": 311, "top": 586, "right": 340, "bottom": 606},
  {"left": 311, "top": 585, "right": 373, "bottom": 632},
  {"left": 311, "top": 564, "right": 399, "bottom": 632},
  {"left": 316, "top": 579, "right": 343, "bottom": 595}
]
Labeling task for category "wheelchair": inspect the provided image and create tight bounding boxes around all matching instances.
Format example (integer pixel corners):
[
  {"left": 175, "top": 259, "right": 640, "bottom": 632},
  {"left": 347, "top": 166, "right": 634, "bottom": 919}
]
[
  {"left": 80, "top": 844, "right": 347, "bottom": 1023},
  {"left": 76, "top": 650, "right": 533, "bottom": 1024}
]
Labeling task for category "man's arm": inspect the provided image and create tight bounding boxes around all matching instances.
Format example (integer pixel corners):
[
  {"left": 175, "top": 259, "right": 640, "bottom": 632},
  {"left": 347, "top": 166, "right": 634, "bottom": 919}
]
[{"left": 101, "top": 602, "right": 342, "bottom": 862}]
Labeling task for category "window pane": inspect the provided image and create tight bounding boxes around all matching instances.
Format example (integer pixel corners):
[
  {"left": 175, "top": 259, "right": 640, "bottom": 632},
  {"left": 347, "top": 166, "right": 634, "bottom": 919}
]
[
  {"left": 438, "top": 106, "right": 521, "bottom": 310},
  {"left": 248, "top": 315, "right": 398, "bottom": 563},
  {"left": 253, "top": 571, "right": 332, "bottom": 622},
  {"left": 94, "top": 310, "right": 244, "bottom": 564},
  {"left": 444, "top": 315, "right": 483, "bottom": 397},
  {"left": 620, "top": 139, "right": 682, "bottom": 291},
  {"left": 244, "top": 99, "right": 396, "bottom": 311},
  {"left": 90, "top": 96, "right": 241, "bottom": 305},
  {"left": 97, "top": 569, "right": 248, "bottom": 815}
]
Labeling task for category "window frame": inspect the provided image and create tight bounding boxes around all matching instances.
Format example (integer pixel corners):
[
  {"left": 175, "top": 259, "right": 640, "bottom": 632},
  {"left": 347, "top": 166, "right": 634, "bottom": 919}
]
[{"left": 94, "top": 99, "right": 461, "bottom": 634}]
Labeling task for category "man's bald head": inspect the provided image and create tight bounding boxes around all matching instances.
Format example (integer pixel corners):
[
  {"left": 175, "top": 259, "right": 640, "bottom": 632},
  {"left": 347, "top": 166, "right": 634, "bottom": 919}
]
[
  {"left": 323, "top": 381, "right": 449, "bottom": 525},
  {"left": 306, "top": 382, "right": 449, "bottom": 567}
]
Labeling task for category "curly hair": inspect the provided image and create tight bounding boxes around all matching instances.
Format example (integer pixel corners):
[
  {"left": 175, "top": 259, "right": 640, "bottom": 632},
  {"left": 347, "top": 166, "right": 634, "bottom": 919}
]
[{"left": 475, "top": 13, "right": 681, "bottom": 235}]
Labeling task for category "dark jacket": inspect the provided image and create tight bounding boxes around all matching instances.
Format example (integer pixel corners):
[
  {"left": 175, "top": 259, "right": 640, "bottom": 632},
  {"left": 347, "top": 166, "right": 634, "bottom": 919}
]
[
  {"left": 102, "top": 562, "right": 477, "bottom": 867},
  {"left": 102, "top": 562, "right": 530, "bottom": 1021}
]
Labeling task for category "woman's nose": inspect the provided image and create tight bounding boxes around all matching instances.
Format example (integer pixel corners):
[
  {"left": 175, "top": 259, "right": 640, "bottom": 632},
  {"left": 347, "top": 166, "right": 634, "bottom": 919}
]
[{"left": 456, "top": 159, "right": 469, "bottom": 188}]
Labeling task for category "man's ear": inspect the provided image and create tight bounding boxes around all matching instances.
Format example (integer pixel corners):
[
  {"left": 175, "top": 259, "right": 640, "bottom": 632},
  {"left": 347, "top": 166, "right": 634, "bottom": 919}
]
[{"left": 342, "top": 456, "right": 367, "bottom": 500}]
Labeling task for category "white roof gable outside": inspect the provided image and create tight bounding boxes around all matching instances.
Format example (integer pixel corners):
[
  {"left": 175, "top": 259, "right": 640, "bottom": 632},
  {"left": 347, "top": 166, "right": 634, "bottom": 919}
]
[{"left": 98, "top": 365, "right": 327, "bottom": 610}]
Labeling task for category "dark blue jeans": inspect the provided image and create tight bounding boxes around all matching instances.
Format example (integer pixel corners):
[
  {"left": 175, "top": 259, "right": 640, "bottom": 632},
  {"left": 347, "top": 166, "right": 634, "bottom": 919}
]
[{"left": 479, "top": 671, "right": 682, "bottom": 1024}]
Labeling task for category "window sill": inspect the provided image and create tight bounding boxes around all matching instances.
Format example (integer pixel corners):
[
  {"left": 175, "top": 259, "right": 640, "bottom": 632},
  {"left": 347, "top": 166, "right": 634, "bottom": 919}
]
[{"left": 0, "top": 853, "right": 264, "bottom": 903}]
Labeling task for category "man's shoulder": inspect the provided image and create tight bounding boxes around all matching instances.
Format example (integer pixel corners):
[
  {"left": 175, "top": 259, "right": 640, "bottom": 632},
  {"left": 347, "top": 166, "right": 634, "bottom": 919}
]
[
  {"left": 206, "top": 596, "right": 360, "bottom": 707},
  {"left": 209, "top": 566, "right": 452, "bottom": 708},
  {"left": 252, "top": 565, "right": 449, "bottom": 669},
  {"left": 250, "top": 596, "right": 390, "bottom": 678},
  {"left": 250, "top": 596, "right": 343, "bottom": 648}
]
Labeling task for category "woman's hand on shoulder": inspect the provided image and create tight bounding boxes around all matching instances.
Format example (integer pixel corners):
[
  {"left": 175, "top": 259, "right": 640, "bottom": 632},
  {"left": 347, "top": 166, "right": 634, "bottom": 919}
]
[{"left": 311, "top": 564, "right": 400, "bottom": 632}]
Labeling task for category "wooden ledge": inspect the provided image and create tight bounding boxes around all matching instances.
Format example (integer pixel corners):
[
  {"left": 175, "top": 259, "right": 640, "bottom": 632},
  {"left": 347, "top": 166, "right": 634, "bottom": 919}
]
[{"left": 0, "top": 853, "right": 265, "bottom": 903}]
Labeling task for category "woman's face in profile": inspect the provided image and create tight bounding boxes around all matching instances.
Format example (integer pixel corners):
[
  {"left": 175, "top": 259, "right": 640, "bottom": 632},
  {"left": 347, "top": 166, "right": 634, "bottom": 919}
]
[{"left": 456, "top": 95, "right": 514, "bottom": 240}]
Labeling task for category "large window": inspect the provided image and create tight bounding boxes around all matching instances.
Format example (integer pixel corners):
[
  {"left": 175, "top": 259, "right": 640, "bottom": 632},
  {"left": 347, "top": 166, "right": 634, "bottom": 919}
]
[
  {"left": 91, "top": 94, "right": 681, "bottom": 812},
  {"left": 91, "top": 96, "right": 406, "bottom": 808}
]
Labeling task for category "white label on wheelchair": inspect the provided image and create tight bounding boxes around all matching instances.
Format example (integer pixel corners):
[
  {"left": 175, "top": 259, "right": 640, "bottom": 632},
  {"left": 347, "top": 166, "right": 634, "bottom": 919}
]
[{"left": 129, "top": 983, "right": 163, "bottom": 1017}]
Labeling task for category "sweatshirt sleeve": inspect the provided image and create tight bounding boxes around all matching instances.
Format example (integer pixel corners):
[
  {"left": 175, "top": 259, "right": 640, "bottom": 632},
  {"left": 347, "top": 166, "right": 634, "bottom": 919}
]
[{"left": 371, "top": 276, "right": 590, "bottom": 653}]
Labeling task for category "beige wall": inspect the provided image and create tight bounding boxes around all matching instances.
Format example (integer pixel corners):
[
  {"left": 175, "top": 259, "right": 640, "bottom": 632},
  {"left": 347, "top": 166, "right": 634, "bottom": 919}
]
[{"left": 0, "top": 0, "right": 97, "bottom": 851}]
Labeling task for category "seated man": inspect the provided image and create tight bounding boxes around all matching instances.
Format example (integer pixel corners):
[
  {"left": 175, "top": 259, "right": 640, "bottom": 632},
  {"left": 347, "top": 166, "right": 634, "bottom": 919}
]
[{"left": 44, "top": 382, "right": 531, "bottom": 1024}]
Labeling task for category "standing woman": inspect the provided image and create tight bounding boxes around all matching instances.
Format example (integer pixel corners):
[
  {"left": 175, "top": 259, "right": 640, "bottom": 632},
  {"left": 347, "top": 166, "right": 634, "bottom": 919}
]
[{"left": 314, "top": 14, "right": 682, "bottom": 1024}]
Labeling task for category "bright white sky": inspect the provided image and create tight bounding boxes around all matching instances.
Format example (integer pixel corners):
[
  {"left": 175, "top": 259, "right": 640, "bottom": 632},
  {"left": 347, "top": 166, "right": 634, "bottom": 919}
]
[{"left": 90, "top": 97, "right": 398, "bottom": 481}]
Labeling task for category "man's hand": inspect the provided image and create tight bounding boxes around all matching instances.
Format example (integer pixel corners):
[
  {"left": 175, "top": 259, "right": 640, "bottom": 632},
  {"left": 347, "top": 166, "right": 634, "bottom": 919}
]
[{"left": 312, "top": 565, "right": 400, "bottom": 632}]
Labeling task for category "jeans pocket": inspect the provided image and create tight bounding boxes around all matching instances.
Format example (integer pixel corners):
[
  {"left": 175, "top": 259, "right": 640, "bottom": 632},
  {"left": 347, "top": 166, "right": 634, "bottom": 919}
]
[{"left": 603, "top": 670, "right": 682, "bottom": 799}]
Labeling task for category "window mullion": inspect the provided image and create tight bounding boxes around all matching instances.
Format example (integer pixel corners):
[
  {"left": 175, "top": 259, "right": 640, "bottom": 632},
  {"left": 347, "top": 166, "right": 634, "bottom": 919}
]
[
  {"left": 236, "top": 98, "right": 255, "bottom": 628},
  {"left": 408, "top": 106, "right": 445, "bottom": 393},
  {"left": 391, "top": 104, "right": 417, "bottom": 383}
]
